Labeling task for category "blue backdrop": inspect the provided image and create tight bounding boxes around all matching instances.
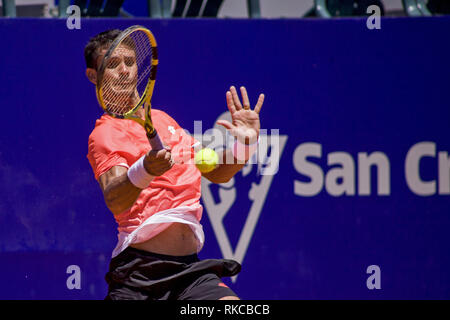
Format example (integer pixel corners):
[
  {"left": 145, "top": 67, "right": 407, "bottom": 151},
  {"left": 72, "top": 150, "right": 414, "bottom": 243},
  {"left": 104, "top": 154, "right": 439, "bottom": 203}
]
[{"left": 0, "top": 16, "right": 449, "bottom": 299}]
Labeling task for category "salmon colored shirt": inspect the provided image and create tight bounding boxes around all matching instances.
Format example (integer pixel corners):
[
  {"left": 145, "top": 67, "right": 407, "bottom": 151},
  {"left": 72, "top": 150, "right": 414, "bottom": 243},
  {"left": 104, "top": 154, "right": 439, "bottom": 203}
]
[{"left": 87, "top": 109, "right": 203, "bottom": 257}]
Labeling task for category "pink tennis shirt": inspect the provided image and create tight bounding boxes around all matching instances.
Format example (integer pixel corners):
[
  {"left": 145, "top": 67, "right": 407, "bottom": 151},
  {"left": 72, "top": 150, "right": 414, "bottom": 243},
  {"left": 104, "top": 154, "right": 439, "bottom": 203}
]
[{"left": 87, "top": 109, "right": 204, "bottom": 257}]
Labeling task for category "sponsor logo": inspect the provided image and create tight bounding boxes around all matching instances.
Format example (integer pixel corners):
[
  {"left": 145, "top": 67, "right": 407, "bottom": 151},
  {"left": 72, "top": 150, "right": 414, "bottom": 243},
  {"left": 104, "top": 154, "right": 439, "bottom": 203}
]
[{"left": 201, "top": 112, "right": 287, "bottom": 282}]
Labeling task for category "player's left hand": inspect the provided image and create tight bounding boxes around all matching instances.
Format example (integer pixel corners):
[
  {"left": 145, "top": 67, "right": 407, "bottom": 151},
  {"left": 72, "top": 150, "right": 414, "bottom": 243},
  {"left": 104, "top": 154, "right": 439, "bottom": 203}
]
[{"left": 216, "top": 86, "right": 264, "bottom": 145}]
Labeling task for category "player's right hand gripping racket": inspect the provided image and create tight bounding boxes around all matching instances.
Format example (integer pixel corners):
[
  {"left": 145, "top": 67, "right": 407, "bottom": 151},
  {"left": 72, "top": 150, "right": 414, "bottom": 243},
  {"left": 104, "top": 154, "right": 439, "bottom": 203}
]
[{"left": 96, "top": 25, "right": 164, "bottom": 150}]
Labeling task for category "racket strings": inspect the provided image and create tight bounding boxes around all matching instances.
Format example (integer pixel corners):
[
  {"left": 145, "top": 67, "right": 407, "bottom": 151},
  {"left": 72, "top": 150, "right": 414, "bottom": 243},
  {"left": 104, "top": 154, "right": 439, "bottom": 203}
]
[
  {"left": 100, "top": 30, "right": 154, "bottom": 116},
  {"left": 133, "top": 31, "right": 153, "bottom": 95}
]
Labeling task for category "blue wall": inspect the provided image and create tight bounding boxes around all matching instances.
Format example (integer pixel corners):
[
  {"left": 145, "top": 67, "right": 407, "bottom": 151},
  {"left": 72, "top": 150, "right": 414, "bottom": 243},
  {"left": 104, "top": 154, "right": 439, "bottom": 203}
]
[{"left": 0, "top": 16, "right": 449, "bottom": 299}]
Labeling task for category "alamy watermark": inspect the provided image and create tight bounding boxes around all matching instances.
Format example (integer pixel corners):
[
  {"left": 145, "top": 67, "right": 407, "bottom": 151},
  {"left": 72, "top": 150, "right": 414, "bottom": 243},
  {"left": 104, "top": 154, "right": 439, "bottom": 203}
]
[
  {"left": 66, "top": 265, "right": 81, "bottom": 290},
  {"left": 170, "top": 119, "right": 284, "bottom": 176},
  {"left": 66, "top": 5, "right": 81, "bottom": 30},
  {"left": 366, "top": 265, "right": 381, "bottom": 290},
  {"left": 366, "top": 5, "right": 381, "bottom": 30}
]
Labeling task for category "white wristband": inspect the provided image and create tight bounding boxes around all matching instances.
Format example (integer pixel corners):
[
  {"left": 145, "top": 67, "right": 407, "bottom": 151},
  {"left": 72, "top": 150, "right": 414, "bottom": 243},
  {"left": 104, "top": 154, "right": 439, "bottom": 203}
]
[
  {"left": 232, "top": 138, "right": 258, "bottom": 162},
  {"left": 127, "top": 155, "right": 155, "bottom": 189}
]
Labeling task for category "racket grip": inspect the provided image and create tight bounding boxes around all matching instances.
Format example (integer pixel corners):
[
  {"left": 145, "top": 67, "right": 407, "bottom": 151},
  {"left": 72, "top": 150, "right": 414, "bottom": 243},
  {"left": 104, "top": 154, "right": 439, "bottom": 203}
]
[{"left": 148, "top": 133, "right": 164, "bottom": 150}]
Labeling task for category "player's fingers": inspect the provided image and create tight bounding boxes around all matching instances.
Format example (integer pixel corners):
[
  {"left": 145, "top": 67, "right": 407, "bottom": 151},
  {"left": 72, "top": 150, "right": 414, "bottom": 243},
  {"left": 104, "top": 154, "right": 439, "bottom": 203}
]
[
  {"left": 153, "top": 149, "right": 168, "bottom": 161},
  {"left": 254, "top": 93, "right": 265, "bottom": 114},
  {"left": 240, "top": 86, "right": 250, "bottom": 110},
  {"left": 226, "top": 91, "right": 236, "bottom": 114},
  {"left": 147, "top": 149, "right": 160, "bottom": 159},
  {"left": 216, "top": 120, "right": 234, "bottom": 131},
  {"left": 217, "top": 120, "right": 239, "bottom": 139},
  {"left": 164, "top": 150, "right": 172, "bottom": 161},
  {"left": 230, "top": 86, "right": 242, "bottom": 110}
]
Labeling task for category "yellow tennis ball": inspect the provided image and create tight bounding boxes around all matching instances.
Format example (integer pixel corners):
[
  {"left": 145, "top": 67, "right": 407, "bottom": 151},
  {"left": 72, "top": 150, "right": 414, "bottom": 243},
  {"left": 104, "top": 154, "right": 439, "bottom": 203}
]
[{"left": 195, "top": 148, "right": 219, "bottom": 173}]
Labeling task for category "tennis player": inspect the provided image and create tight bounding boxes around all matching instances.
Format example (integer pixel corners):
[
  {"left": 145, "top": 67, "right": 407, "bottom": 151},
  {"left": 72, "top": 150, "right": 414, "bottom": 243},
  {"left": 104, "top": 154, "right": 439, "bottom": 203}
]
[{"left": 85, "top": 29, "right": 264, "bottom": 300}]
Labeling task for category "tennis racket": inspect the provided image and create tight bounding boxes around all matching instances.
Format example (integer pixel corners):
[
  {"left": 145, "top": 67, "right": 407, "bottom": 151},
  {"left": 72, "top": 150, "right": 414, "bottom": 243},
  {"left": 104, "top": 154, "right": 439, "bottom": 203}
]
[{"left": 96, "top": 25, "right": 164, "bottom": 150}]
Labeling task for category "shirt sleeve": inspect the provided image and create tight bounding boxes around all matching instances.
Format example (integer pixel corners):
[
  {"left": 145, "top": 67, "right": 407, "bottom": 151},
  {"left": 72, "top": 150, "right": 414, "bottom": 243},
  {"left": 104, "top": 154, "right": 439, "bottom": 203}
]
[{"left": 87, "top": 124, "right": 135, "bottom": 180}]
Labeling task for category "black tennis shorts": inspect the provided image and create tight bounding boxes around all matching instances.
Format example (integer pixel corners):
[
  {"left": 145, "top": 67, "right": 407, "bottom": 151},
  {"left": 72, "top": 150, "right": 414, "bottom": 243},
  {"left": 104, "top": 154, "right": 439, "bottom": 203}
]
[{"left": 104, "top": 247, "right": 241, "bottom": 300}]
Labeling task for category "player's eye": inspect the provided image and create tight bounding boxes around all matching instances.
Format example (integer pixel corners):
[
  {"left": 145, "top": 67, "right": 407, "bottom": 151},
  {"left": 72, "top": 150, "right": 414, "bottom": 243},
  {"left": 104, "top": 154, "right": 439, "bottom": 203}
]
[
  {"left": 107, "top": 59, "right": 120, "bottom": 69},
  {"left": 125, "top": 57, "right": 136, "bottom": 67}
]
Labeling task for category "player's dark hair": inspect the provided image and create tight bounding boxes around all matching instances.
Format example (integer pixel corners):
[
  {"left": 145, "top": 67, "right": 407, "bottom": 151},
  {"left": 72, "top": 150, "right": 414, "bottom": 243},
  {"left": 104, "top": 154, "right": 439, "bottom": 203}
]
[{"left": 84, "top": 29, "right": 122, "bottom": 70}]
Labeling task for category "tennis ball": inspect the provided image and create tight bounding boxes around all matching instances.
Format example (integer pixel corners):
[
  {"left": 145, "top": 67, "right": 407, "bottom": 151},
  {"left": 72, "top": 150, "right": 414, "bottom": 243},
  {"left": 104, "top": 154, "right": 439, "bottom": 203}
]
[{"left": 195, "top": 148, "right": 219, "bottom": 173}]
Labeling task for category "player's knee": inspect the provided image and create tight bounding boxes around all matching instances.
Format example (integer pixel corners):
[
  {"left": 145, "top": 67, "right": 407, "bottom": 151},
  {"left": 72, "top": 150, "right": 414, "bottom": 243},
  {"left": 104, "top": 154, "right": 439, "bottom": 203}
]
[{"left": 219, "top": 295, "right": 240, "bottom": 300}]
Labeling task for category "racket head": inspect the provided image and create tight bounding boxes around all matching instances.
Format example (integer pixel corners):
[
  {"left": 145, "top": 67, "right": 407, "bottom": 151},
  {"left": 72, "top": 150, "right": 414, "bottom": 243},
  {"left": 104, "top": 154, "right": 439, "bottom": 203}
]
[{"left": 96, "top": 25, "right": 158, "bottom": 120}]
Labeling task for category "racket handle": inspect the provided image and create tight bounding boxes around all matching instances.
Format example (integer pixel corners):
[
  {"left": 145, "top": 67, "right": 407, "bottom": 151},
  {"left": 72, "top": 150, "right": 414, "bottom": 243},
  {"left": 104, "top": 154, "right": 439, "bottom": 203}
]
[{"left": 148, "top": 133, "right": 164, "bottom": 150}]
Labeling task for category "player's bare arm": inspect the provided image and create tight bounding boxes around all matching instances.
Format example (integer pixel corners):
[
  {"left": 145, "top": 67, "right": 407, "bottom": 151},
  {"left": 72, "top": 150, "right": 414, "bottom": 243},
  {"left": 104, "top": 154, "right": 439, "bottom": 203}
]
[
  {"left": 202, "top": 85, "right": 264, "bottom": 184},
  {"left": 99, "top": 148, "right": 173, "bottom": 215}
]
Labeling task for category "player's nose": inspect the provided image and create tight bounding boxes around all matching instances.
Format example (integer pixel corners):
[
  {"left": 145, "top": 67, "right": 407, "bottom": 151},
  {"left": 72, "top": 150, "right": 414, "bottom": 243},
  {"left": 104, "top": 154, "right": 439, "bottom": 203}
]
[{"left": 117, "top": 61, "right": 129, "bottom": 75}]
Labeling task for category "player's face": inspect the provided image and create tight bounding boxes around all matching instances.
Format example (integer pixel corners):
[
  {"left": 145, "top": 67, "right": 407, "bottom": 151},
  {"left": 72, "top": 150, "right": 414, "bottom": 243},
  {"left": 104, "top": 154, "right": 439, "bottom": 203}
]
[{"left": 102, "top": 44, "right": 139, "bottom": 111}]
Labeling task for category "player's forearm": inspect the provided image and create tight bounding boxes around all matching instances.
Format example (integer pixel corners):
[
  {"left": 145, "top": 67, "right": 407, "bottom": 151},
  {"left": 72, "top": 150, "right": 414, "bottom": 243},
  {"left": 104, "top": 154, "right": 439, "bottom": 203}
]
[
  {"left": 100, "top": 151, "right": 172, "bottom": 215},
  {"left": 202, "top": 149, "right": 246, "bottom": 184},
  {"left": 103, "top": 173, "right": 142, "bottom": 215}
]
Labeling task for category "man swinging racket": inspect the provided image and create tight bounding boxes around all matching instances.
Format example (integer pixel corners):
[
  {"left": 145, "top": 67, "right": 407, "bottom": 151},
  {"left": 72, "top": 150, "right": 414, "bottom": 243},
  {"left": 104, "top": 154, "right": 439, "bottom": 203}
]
[{"left": 85, "top": 28, "right": 264, "bottom": 300}]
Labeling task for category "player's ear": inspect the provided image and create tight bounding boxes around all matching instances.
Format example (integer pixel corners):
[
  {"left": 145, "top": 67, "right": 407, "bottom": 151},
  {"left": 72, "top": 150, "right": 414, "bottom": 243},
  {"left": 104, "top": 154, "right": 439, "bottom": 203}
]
[{"left": 86, "top": 68, "right": 97, "bottom": 84}]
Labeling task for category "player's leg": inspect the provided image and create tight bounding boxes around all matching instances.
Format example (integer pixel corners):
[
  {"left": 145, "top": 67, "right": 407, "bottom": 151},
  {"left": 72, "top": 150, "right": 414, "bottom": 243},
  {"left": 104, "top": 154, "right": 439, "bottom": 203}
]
[
  {"left": 105, "top": 284, "right": 150, "bottom": 300},
  {"left": 177, "top": 273, "right": 240, "bottom": 300},
  {"left": 219, "top": 295, "right": 240, "bottom": 300}
]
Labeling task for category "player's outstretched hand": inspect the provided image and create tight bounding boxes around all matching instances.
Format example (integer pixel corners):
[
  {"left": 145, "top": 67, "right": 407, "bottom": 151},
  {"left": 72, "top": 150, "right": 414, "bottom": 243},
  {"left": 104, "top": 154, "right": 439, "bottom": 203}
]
[
  {"left": 216, "top": 86, "right": 264, "bottom": 145},
  {"left": 143, "top": 147, "right": 174, "bottom": 176}
]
